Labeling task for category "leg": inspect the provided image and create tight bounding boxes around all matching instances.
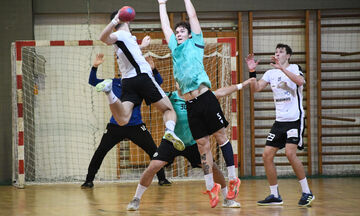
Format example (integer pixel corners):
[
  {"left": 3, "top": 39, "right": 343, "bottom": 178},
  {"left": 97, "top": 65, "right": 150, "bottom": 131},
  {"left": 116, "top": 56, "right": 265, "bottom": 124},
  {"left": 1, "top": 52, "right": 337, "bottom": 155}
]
[
  {"left": 127, "top": 160, "right": 167, "bottom": 211},
  {"left": 212, "top": 163, "right": 241, "bottom": 208},
  {"left": 263, "top": 145, "right": 279, "bottom": 186},
  {"left": 129, "top": 124, "right": 169, "bottom": 184},
  {"left": 110, "top": 101, "right": 134, "bottom": 126},
  {"left": 213, "top": 127, "right": 241, "bottom": 199},
  {"left": 285, "top": 143, "right": 315, "bottom": 206},
  {"left": 82, "top": 126, "right": 120, "bottom": 188},
  {"left": 257, "top": 145, "right": 283, "bottom": 205},
  {"left": 153, "top": 97, "right": 185, "bottom": 151},
  {"left": 285, "top": 143, "right": 305, "bottom": 180}
]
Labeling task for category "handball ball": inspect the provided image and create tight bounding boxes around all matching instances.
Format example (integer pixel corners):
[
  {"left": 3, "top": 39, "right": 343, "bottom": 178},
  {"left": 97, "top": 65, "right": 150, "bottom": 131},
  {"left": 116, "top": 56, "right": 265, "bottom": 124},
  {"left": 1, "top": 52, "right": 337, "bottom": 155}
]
[{"left": 119, "top": 6, "right": 136, "bottom": 22}]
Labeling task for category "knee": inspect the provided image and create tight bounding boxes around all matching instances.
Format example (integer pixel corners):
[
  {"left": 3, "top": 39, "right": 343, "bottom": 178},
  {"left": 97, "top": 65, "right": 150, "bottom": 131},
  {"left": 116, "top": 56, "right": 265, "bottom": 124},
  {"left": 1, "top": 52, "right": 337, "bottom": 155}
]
[
  {"left": 262, "top": 151, "right": 274, "bottom": 162},
  {"left": 197, "top": 142, "right": 210, "bottom": 154},
  {"left": 147, "top": 161, "right": 163, "bottom": 173},
  {"left": 285, "top": 149, "right": 297, "bottom": 161}
]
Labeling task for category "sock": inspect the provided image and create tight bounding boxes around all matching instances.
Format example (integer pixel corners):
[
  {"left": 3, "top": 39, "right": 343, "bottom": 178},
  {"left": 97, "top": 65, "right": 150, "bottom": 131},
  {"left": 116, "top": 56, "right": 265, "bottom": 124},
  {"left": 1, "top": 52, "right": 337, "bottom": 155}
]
[
  {"left": 299, "top": 177, "right": 311, "bottom": 194},
  {"left": 204, "top": 173, "right": 214, "bottom": 191},
  {"left": 220, "top": 141, "right": 236, "bottom": 180},
  {"left": 221, "top": 187, "right": 228, "bottom": 199},
  {"left": 134, "top": 184, "right": 147, "bottom": 199},
  {"left": 106, "top": 90, "right": 118, "bottom": 104},
  {"left": 165, "top": 120, "right": 175, "bottom": 131},
  {"left": 227, "top": 165, "right": 237, "bottom": 181},
  {"left": 270, "top": 184, "right": 279, "bottom": 198}
]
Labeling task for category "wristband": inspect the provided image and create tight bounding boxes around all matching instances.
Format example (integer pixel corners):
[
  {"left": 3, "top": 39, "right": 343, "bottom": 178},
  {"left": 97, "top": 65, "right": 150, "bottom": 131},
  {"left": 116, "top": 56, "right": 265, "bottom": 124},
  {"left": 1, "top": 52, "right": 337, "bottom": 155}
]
[
  {"left": 249, "top": 71, "right": 257, "bottom": 78},
  {"left": 111, "top": 18, "right": 119, "bottom": 26},
  {"left": 159, "top": 2, "right": 166, "bottom": 5},
  {"left": 236, "top": 83, "right": 243, "bottom": 90},
  {"left": 152, "top": 68, "right": 159, "bottom": 75}
]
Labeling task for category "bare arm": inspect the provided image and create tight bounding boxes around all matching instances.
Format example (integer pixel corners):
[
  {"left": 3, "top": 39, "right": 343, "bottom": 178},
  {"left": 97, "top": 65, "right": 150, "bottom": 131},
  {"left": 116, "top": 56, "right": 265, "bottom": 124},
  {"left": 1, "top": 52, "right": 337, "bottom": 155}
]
[
  {"left": 99, "top": 10, "right": 120, "bottom": 45},
  {"left": 213, "top": 78, "right": 255, "bottom": 98},
  {"left": 270, "top": 56, "right": 304, "bottom": 86},
  {"left": 158, "top": 0, "right": 174, "bottom": 43},
  {"left": 184, "top": 0, "right": 201, "bottom": 34}
]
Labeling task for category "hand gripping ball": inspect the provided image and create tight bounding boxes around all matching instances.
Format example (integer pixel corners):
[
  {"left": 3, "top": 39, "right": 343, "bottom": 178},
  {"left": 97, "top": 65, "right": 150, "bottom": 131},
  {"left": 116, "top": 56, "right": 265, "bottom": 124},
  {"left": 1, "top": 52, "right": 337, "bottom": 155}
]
[{"left": 119, "top": 6, "right": 136, "bottom": 22}]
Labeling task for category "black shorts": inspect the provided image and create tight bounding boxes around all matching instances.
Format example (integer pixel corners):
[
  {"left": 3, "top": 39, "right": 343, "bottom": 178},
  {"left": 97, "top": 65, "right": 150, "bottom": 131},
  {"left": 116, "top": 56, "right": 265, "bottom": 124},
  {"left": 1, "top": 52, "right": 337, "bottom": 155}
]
[
  {"left": 265, "top": 119, "right": 304, "bottom": 150},
  {"left": 185, "top": 90, "right": 229, "bottom": 140},
  {"left": 152, "top": 139, "right": 201, "bottom": 168},
  {"left": 121, "top": 73, "right": 165, "bottom": 106}
]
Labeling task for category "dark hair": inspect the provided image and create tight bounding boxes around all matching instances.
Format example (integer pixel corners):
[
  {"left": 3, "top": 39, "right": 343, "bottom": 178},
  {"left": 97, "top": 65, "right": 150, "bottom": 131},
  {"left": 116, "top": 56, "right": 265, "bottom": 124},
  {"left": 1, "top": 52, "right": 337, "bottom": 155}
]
[
  {"left": 110, "top": 10, "right": 121, "bottom": 30},
  {"left": 174, "top": 21, "right": 191, "bottom": 34},
  {"left": 276, "top": 43, "right": 292, "bottom": 56}
]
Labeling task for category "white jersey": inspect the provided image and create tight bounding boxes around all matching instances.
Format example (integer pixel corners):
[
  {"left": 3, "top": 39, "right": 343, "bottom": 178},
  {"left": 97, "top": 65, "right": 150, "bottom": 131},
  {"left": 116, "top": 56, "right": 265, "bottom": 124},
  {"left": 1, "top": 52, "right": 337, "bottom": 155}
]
[
  {"left": 112, "top": 30, "right": 152, "bottom": 79},
  {"left": 261, "top": 64, "right": 304, "bottom": 122}
]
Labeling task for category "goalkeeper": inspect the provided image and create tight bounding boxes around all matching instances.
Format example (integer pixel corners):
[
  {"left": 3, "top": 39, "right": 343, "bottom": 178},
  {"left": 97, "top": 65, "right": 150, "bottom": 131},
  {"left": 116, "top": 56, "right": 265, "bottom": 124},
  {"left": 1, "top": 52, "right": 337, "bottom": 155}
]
[
  {"left": 81, "top": 54, "right": 171, "bottom": 188},
  {"left": 127, "top": 78, "right": 253, "bottom": 211}
]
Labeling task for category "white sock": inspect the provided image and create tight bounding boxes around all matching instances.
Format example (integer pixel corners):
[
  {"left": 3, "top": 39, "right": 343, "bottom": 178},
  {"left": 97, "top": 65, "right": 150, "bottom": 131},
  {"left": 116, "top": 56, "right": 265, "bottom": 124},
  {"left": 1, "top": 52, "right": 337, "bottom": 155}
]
[
  {"left": 270, "top": 184, "right": 279, "bottom": 198},
  {"left": 165, "top": 120, "right": 175, "bottom": 131},
  {"left": 227, "top": 165, "right": 236, "bottom": 180},
  {"left": 221, "top": 187, "right": 228, "bottom": 199},
  {"left": 134, "top": 184, "right": 147, "bottom": 199},
  {"left": 299, "top": 177, "right": 311, "bottom": 194},
  {"left": 106, "top": 90, "right": 118, "bottom": 104},
  {"left": 204, "top": 173, "right": 214, "bottom": 191}
]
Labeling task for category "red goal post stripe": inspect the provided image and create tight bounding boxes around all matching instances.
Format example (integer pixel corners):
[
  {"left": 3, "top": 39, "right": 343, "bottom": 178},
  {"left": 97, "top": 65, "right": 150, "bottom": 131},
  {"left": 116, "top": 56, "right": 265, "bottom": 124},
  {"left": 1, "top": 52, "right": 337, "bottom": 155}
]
[{"left": 14, "top": 40, "right": 107, "bottom": 187}]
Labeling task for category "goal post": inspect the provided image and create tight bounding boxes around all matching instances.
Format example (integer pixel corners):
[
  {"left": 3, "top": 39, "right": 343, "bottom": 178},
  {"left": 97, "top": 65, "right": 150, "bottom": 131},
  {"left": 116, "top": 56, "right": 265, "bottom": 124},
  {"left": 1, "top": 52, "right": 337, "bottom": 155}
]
[{"left": 11, "top": 39, "right": 235, "bottom": 187}]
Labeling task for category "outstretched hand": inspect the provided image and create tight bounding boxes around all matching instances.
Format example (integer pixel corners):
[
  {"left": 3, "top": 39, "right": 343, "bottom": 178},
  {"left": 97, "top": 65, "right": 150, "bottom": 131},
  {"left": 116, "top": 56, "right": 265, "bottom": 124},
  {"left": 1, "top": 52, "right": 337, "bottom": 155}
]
[
  {"left": 140, "top": 35, "right": 151, "bottom": 49},
  {"left": 93, "top": 53, "right": 105, "bottom": 67},
  {"left": 245, "top": 54, "right": 260, "bottom": 71},
  {"left": 270, "top": 56, "right": 283, "bottom": 70}
]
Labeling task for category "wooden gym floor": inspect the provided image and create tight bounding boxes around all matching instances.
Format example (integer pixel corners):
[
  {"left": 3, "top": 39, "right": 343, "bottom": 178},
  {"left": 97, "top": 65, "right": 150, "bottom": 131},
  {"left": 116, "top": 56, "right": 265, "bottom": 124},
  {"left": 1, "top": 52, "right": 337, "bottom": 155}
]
[{"left": 0, "top": 177, "right": 359, "bottom": 216}]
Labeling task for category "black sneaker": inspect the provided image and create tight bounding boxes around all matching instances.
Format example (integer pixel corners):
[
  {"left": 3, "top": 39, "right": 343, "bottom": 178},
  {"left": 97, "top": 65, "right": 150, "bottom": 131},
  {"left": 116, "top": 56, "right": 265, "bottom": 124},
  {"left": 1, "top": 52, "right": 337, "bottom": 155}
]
[
  {"left": 298, "top": 192, "right": 315, "bottom": 207},
  {"left": 158, "top": 179, "right": 172, "bottom": 186},
  {"left": 81, "top": 181, "right": 94, "bottom": 189},
  {"left": 257, "top": 194, "right": 283, "bottom": 206}
]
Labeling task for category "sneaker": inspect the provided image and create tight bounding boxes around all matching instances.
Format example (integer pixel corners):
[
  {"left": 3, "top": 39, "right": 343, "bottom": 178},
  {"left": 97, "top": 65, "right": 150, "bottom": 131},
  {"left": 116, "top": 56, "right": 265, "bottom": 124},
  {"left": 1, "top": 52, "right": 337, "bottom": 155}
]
[
  {"left": 95, "top": 79, "right": 112, "bottom": 93},
  {"left": 257, "top": 194, "right": 283, "bottom": 206},
  {"left": 81, "top": 181, "right": 94, "bottom": 189},
  {"left": 164, "top": 129, "right": 185, "bottom": 151},
  {"left": 222, "top": 199, "right": 241, "bottom": 208},
  {"left": 298, "top": 192, "right": 315, "bottom": 207},
  {"left": 203, "top": 183, "right": 221, "bottom": 208},
  {"left": 127, "top": 197, "right": 140, "bottom": 211},
  {"left": 158, "top": 179, "right": 172, "bottom": 186},
  {"left": 226, "top": 177, "right": 241, "bottom": 200}
]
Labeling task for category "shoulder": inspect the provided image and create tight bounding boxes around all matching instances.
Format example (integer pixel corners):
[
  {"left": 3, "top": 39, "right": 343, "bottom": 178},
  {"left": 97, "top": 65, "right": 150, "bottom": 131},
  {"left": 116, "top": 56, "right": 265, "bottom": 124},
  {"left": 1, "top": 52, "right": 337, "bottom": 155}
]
[{"left": 289, "top": 64, "right": 303, "bottom": 75}]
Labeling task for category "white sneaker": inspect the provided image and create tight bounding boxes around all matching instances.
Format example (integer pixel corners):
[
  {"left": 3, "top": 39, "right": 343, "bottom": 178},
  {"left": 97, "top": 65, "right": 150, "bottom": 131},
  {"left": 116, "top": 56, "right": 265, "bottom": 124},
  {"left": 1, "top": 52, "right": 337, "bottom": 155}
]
[
  {"left": 127, "top": 197, "right": 140, "bottom": 211},
  {"left": 164, "top": 129, "right": 185, "bottom": 151},
  {"left": 222, "top": 199, "right": 241, "bottom": 208},
  {"left": 95, "top": 79, "right": 112, "bottom": 93}
]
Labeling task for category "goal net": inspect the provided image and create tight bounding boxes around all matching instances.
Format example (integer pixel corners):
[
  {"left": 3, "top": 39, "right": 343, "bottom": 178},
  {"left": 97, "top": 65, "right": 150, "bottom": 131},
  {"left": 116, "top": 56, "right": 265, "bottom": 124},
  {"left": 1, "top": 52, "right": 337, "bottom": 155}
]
[{"left": 12, "top": 40, "right": 233, "bottom": 187}]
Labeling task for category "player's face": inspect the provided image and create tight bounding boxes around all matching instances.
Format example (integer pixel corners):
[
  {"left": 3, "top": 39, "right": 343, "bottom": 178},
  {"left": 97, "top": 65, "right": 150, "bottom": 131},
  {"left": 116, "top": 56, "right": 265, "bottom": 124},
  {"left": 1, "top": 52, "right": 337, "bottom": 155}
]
[
  {"left": 175, "top": 26, "right": 190, "bottom": 44},
  {"left": 274, "top": 47, "right": 290, "bottom": 64}
]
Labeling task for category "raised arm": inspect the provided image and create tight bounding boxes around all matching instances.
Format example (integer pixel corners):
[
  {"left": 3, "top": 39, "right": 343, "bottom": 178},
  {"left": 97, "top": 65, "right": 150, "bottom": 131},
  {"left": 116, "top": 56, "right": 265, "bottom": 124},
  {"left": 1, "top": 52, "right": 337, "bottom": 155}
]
[
  {"left": 270, "top": 56, "right": 305, "bottom": 86},
  {"left": 184, "top": 0, "right": 201, "bottom": 34},
  {"left": 99, "top": 10, "right": 120, "bottom": 45},
  {"left": 158, "top": 0, "right": 174, "bottom": 43},
  {"left": 245, "top": 53, "right": 268, "bottom": 92},
  {"left": 213, "top": 78, "right": 255, "bottom": 98},
  {"left": 88, "top": 53, "right": 105, "bottom": 86}
]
